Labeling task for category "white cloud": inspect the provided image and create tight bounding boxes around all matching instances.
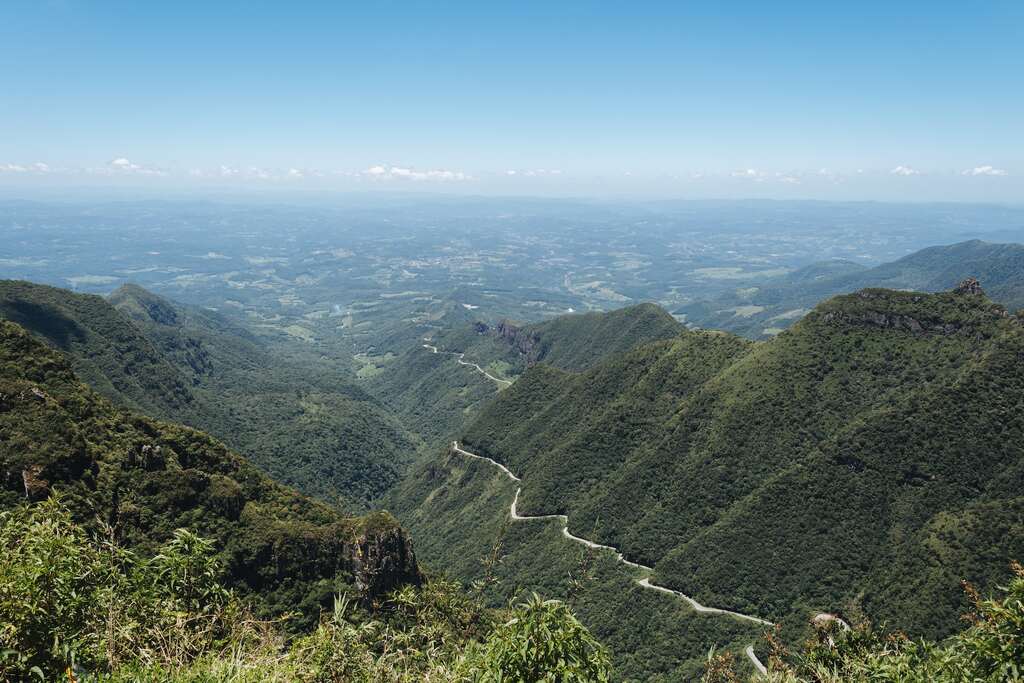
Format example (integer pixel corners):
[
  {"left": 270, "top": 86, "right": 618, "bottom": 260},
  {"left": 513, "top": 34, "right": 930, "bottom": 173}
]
[
  {"left": 0, "top": 162, "right": 50, "bottom": 173},
  {"left": 504, "top": 168, "right": 562, "bottom": 178},
  {"left": 731, "top": 168, "right": 767, "bottom": 181},
  {"left": 962, "top": 165, "right": 1008, "bottom": 177},
  {"left": 777, "top": 174, "right": 801, "bottom": 185},
  {"left": 287, "top": 167, "right": 304, "bottom": 178},
  {"left": 890, "top": 165, "right": 921, "bottom": 176},
  {"left": 361, "top": 165, "right": 471, "bottom": 181},
  {"left": 102, "top": 157, "right": 166, "bottom": 176}
]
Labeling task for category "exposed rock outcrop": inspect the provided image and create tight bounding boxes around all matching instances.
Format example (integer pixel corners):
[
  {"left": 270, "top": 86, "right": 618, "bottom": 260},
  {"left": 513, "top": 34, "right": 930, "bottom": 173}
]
[
  {"left": 955, "top": 277, "right": 984, "bottom": 296},
  {"left": 477, "top": 319, "right": 542, "bottom": 364},
  {"left": 350, "top": 521, "right": 421, "bottom": 598}
]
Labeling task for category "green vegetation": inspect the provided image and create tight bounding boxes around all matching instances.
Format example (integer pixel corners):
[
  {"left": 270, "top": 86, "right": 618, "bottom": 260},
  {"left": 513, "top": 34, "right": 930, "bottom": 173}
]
[
  {"left": 394, "top": 286, "right": 1024, "bottom": 678},
  {"left": 704, "top": 563, "right": 1024, "bottom": 682},
  {"left": 0, "top": 318, "right": 419, "bottom": 627},
  {"left": 435, "top": 302, "right": 686, "bottom": 376},
  {"left": 474, "top": 594, "right": 611, "bottom": 682},
  {"left": 372, "top": 303, "right": 686, "bottom": 448},
  {"left": 0, "top": 279, "right": 194, "bottom": 418},
  {"left": 0, "top": 499, "right": 610, "bottom": 681},
  {"left": 1, "top": 281, "right": 419, "bottom": 510},
  {"left": 681, "top": 240, "right": 1024, "bottom": 338},
  {"left": 369, "top": 341, "right": 502, "bottom": 446},
  {"left": 387, "top": 447, "right": 765, "bottom": 682}
]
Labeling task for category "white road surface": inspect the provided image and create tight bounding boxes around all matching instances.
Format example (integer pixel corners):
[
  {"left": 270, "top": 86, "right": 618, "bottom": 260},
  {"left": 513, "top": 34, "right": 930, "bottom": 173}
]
[
  {"left": 450, "top": 440, "right": 773, "bottom": 674},
  {"left": 423, "top": 342, "right": 513, "bottom": 387}
]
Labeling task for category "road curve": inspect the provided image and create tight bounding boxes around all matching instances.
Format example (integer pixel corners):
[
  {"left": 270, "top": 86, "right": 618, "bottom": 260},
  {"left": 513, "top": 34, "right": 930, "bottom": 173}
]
[
  {"left": 423, "top": 341, "right": 513, "bottom": 387},
  {"left": 746, "top": 645, "right": 768, "bottom": 676},
  {"left": 450, "top": 440, "right": 771, "bottom": 674}
]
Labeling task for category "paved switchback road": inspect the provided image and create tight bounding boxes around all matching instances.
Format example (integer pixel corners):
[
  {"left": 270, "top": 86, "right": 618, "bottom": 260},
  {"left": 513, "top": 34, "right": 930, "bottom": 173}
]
[
  {"left": 450, "top": 441, "right": 773, "bottom": 674},
  {"left": 423, "top": 341, "right": 513, "bottom": 387}
]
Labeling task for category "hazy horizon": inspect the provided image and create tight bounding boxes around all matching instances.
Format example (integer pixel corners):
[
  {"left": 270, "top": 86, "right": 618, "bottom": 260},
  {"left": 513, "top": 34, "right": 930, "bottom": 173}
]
[{"left": 2, "top": 1, "right": 1022, "bottom": 202}]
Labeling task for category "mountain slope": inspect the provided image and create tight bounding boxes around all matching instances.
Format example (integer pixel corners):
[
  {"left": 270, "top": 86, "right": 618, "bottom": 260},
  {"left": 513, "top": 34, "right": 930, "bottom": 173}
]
[
  {"left": 402, "top": 285, "right": 1024, "bottom": 647},
  {"left": 680, "top": 240, "right": 1024, "bottom": 337},
  {"left": 371, "top": 303, "right": 686, "bottom": 446},
  {"left": 0, "top": 280, "right": 194, "bottom": 418},
  {"left": 0, "top": 280, "right": 418, "bottom": 509},
  {"left": 0, "top": 319, "right": 420, "bottom": 626},
  {"left": 440, "top": 301, "right": 686, "bottom": 374},
  {"left": 108, "top": 283, "right": 420, "bottom": 508}
]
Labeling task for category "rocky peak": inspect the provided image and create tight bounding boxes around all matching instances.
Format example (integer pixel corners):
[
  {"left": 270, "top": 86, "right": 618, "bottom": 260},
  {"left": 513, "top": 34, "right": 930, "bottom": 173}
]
[{"left": 954, "top": 277, "right": 984, "bottom": 296}]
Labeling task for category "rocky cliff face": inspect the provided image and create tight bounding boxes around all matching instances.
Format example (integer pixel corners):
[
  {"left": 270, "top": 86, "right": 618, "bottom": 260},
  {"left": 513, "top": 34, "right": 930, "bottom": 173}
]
[
  {"left": 954, "top": 276, "right": 984, "bottom": 296},
  {"left": 349, "top": 520, "right": 421, "bottom": 598},
  {"left": 477, "top": 320, "right": 541, "bottom": 364}
]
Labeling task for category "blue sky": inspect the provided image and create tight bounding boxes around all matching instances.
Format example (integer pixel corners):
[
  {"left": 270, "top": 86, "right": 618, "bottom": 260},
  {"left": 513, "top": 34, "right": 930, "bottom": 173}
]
[{"left": 1, "top": 1, "right": 1021, "bottom": 199}]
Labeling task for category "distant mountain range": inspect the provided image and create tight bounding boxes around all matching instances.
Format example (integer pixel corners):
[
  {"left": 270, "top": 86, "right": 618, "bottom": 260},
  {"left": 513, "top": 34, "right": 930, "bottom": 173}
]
[{"left": 678, "top": 240, "right": 1024, "bottom": 337}]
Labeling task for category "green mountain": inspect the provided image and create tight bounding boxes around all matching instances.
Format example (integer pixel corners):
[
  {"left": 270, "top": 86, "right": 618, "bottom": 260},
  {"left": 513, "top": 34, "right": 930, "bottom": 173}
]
[
  {"left": 370, "top": 303, "right": 685, "bottom": 446},
  {"left": 680, "top": 240, "right": 1024, "bottom": 338},
  {"left": 440, "top": 301, "right": 686, "bottom": 373},
  {"left": 0, "top": 280, "right": 418, "bottom": 510},
  {"left": 0, "top": 280, "right": 195, "bottom": 418},
  {"left": 391, "top": 283, "right": 1024, "bottom": 678},
  {"left": 0, "top": 319, "right": 420, "bottom": 627}
]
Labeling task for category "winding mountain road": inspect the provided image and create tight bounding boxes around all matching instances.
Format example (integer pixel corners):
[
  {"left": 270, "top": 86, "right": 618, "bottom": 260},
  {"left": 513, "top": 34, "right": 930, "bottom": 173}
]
[
  {"left": 422, "top": 341, "right": 513, "bottom": 387},
  {"left": 450, "top": 440, "right": 773, "bottom": 674}
]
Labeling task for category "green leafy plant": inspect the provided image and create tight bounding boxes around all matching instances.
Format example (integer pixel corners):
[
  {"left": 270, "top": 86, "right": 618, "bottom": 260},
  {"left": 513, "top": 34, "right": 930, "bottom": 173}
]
[{"left": 471, "top": 594, "right": 611, "bottom": 682}]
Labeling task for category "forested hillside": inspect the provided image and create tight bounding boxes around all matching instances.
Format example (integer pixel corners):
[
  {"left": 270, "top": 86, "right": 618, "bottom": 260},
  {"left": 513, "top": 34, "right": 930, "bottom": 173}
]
[
  {"left": 0, "top": 281, "right": 418, "bottom": 510},
  {"left": 0, "top": 293, "right": 623, "bottom": 683},
  {"left": 370, "top": 303, "right": 685, "bottom": 447},
  {"left": 0, "top": 319, "right": 420, "bottom": 626},
  {"left": 0, "top": 280, "right": 195, "bottom": 418},
  {"left": 680, "top": 240, "right": 1024, "bottom": 337},
  {"left": 394, "top": 283, "right": 1024, "bottom": 674}
]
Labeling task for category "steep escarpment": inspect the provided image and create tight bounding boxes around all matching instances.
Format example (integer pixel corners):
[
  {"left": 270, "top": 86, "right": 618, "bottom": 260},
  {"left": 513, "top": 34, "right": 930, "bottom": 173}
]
[
  {"left": 440, "top": 286, "right": 1024, "bottom": 640},
  {"left": 0, "top": 320, "right": 420, "bottom": 625}
]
